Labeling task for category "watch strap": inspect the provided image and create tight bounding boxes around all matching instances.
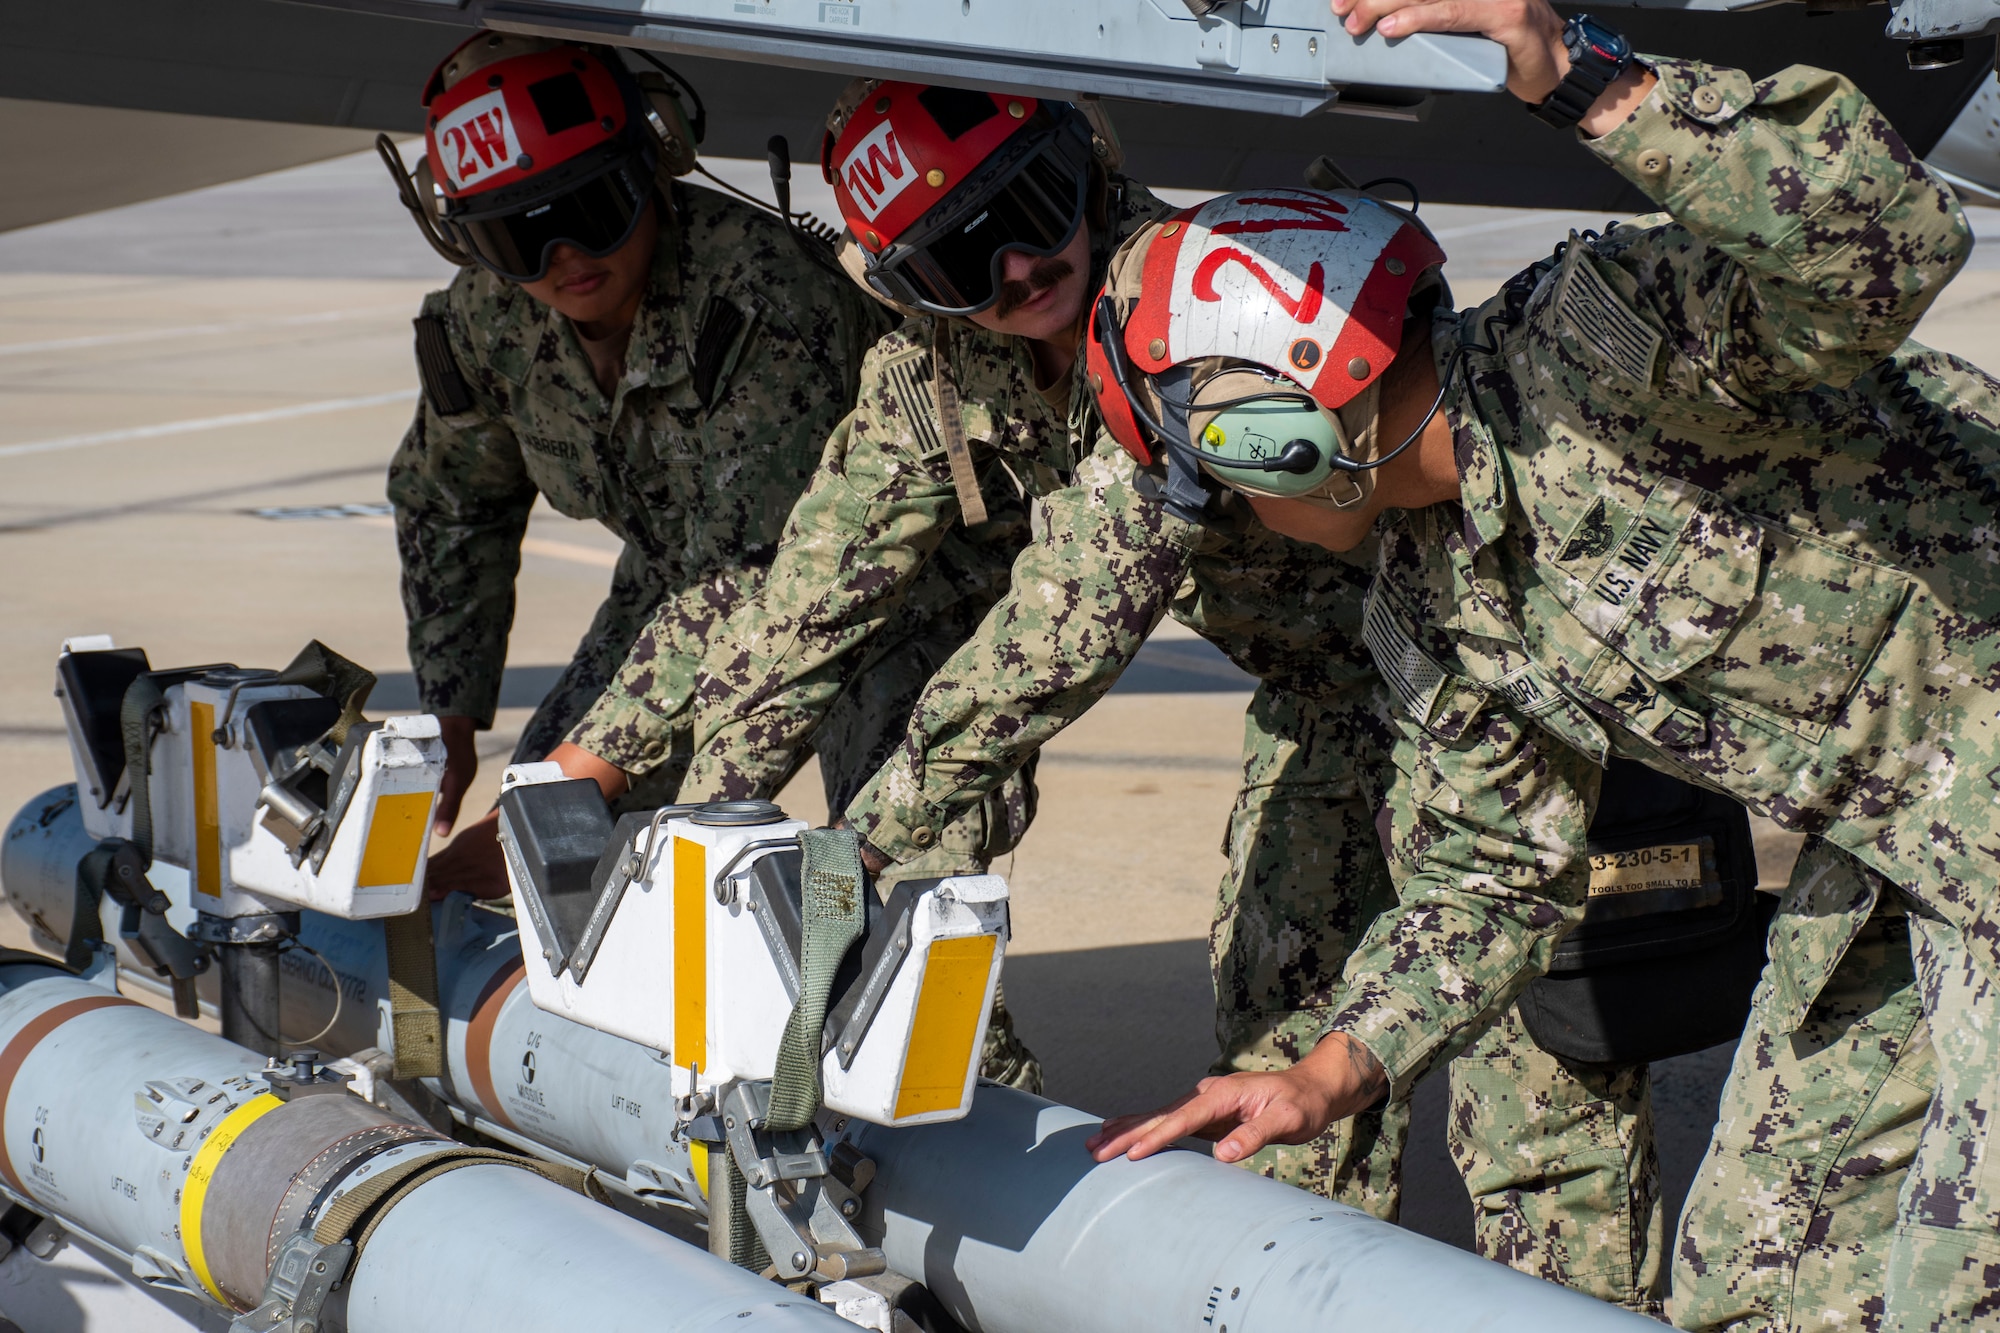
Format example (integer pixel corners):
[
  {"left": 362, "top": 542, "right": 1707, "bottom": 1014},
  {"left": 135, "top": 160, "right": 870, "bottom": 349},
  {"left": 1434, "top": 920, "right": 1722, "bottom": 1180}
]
[{"left": 1530, "top": 15, "right": 1629, "bottom": 129}]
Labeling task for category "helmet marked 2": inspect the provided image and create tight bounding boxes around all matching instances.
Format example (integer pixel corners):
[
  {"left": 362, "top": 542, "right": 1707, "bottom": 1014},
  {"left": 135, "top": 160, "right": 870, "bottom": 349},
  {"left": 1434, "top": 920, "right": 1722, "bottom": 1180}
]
[{"left": 1086, "top": 188, "right": 1448, "bottom": 524}]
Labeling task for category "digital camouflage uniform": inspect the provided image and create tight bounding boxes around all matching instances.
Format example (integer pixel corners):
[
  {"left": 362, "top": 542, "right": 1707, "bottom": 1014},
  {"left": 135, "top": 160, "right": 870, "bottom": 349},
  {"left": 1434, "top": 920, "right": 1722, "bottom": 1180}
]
[
  {"left": 793, "top": 248, "right": 1666, "bottom": 1303},
  {"left": 388, "top": 181, "right": 887, "bottom": 797},
  {"left": 566, "top": 181, "right": 1663, "bottom": 1304},
  {"left": 1329, "top": 56, "right": 1997, "bottom": 1329},
  {"left": 568, "top": 175, "right": 1176, "bottom": 1092}
]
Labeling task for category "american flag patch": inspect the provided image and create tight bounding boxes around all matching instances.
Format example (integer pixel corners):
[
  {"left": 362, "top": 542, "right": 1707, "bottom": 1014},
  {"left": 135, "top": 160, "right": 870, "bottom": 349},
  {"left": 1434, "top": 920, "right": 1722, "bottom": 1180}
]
[
  {"left": 881, "top": 352, "right": 945, "bottom": 456},
  {"left": 1557, "top": 255, "right": 1661, "bottom": 385},
  {"left": 1362, "top": 585, "right": 1446, "bottom": 723}
]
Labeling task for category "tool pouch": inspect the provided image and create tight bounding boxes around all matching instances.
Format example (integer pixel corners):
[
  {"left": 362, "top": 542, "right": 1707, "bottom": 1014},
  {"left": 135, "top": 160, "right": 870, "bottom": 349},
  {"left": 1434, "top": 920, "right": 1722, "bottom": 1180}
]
[{"left": 1518, "top": 758, "right": 1773, "bottom": 1066}]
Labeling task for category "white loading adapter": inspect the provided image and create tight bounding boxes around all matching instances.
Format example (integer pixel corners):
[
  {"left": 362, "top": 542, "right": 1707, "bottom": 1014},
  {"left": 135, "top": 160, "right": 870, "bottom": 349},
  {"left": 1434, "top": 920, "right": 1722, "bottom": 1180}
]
[
  {"left": 497, "top": 763, "right": 1009, "bottom": 1132},
  {"left": 54, "top": 636, "right": 445, "bottom": 921}
]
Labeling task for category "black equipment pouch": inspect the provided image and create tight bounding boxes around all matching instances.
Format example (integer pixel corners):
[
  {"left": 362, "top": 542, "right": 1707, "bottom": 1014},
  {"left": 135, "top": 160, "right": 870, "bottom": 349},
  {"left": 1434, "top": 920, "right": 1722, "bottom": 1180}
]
[
  {"left": 1517, "top": 758, "right": 1774, "bottom": 1066},
  {"left": 413, "top": 315, "right": 474, "bottom": 417},
  {"left": 689, "top": 294, "right": 748, "bottom": 410}
]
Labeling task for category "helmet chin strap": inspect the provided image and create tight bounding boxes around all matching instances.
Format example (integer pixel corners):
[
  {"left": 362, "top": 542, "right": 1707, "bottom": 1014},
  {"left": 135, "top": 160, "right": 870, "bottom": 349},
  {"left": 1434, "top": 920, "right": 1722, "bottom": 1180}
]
[{"left": 1146, "top": 365, "right": 1231, "bottom": 525}]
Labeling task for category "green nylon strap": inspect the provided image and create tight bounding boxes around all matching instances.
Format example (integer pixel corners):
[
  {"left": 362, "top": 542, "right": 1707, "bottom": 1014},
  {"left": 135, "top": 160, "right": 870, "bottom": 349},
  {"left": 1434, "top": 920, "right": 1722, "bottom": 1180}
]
[
  {"left": 383, "top": 910, "right": 443, "bottom": 1079},
  {"left": 64, "top": 842, "right": 126, "bottom": 972},
  {"left": 708, "top": 1147, "right": 772, "bottom": 1273},
  {"left": 118, "top": 671, "right": 191, "bottom": 867},
  {"left": 763, "top": 828, "right": 866, "bottom": 1133},
  {"left": 272, "top": 639, "right": 376, "bottom": 748}
]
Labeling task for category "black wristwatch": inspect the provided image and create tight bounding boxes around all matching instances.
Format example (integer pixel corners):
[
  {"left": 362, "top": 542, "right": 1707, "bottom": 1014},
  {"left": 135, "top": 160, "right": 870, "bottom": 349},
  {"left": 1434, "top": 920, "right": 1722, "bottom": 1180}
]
[{"left": 1529, "top": 13, "right": 1633, "bottom": 129}]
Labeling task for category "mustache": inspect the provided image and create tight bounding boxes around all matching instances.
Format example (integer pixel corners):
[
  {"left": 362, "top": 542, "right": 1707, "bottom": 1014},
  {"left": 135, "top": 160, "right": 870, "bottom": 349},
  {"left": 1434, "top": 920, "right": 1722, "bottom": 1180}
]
[{"left": 993, "top": 256, "right": 1076, "bottom": 318}]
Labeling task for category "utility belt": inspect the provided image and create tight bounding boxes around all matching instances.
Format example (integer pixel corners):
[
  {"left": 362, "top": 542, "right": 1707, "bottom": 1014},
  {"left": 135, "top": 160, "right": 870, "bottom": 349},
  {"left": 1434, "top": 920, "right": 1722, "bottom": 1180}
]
[{"left": 1518, "top": 757, "right": 1773, "bottom": 1067}]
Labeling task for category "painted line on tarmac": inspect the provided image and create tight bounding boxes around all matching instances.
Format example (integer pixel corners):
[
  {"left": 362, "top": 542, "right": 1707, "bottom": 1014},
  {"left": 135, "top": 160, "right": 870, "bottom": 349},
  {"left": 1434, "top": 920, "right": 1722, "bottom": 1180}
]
[
  {"left": 0, "top": 391, "right": 417, "bottom": 460},
  {"left": 0, "top": 304, "right": 410, "bottom": 358},
  {"left": 0, "top": 464, "right": 385, "bottom": 533}
]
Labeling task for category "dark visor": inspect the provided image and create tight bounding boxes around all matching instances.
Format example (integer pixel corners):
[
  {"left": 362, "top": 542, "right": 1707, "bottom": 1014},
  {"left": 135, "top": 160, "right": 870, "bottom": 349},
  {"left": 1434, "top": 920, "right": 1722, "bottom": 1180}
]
[
  {"left": 449, "top": 159, "right": 652, "bottom": 283},
  {"left": 865, "top": 132, "right": 1090, "bottom": 316}
]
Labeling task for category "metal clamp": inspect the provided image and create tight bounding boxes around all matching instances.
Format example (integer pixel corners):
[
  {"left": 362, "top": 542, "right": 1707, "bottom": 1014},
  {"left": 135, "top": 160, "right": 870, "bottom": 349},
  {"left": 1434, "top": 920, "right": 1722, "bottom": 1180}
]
[
  {"left": 722, "top": 1081, "right": 826, "bottom": 1188},
  {"left": 191, "top": 911, "right": 299, "bottom": 946},
  {"left": 718, "top": 1081, "right": 886, "bottom": 1284},
  {"left": 227, "top": 1230, "right": 353, "bottom": 1333}
]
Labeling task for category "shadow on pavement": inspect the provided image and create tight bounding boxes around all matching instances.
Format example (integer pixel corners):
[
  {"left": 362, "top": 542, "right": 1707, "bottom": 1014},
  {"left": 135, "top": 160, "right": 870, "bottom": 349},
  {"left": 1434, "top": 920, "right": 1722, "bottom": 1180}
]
[{"left": 368, "top": 637, "right": 1256, "bottom": 714}]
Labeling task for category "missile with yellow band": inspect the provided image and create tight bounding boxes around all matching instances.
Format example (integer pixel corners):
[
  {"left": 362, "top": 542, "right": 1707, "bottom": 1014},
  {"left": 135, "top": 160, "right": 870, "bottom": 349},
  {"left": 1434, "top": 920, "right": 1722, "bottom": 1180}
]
[
  {"left": 2, "top": 794, "right": 1659, "bottom": 1333},
  {"left": 0, "top": 956, "right": 843, "bottom": 1330}
]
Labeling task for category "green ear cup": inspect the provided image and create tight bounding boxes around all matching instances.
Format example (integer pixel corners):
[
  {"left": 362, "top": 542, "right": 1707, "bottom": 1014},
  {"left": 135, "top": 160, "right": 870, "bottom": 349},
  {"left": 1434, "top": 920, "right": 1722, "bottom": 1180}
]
[{"left": 1196, "top": 397, "right": 1341, "bottom": 497}]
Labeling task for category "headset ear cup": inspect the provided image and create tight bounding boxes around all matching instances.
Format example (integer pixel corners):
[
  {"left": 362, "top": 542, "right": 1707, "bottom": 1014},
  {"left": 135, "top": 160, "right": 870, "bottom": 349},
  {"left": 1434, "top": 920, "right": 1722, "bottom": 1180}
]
[{"left": 642, "top": 83, "right": 699, "bottom": 178}]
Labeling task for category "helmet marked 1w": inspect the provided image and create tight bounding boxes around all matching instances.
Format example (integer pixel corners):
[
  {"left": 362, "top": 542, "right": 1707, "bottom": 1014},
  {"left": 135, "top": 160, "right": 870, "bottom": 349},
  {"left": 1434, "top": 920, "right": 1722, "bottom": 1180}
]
[
  {"left": 823, "top": 82, "right": 1096, "bottom": 316},
  {"left": 1087, "top": 188, "right": 1445, "bottom": 522},
  {"left": 416, "top": 35, "right": 672, "bottom": 283}
]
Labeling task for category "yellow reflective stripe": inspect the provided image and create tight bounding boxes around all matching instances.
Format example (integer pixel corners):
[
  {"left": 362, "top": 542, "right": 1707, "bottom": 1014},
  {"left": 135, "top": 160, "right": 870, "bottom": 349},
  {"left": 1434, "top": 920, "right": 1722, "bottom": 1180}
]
[
  {"left": 892, "top": 933, "right": 996, "bottom": 1120},
  {"left": 356, "top": 790, "right": 434, "bottom": 887},
  {"left": 180, "top": 1092, "right": 283, "bottom": 1303},
  {"left": 672, "top": 837, "right": 706, "bottom": 1075},
  {"left": 189, "top": 701, "right": 221, "bottom": 899},
  {"left": 690, "top": 1140, "right": 709, "bottom": 1200}
]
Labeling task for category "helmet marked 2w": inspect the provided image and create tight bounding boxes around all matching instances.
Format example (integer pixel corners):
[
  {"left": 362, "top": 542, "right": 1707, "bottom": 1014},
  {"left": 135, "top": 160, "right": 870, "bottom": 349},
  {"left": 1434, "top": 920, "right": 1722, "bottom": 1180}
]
[
  {"left": 382, "top": 33, "right": 698, "bottom": 283},
  {"left": 823, "top": 82, "right": 1097, "bottom": 316},
  {"left": 1087, "top": 188, "right": 1446, "bottom": 522}
]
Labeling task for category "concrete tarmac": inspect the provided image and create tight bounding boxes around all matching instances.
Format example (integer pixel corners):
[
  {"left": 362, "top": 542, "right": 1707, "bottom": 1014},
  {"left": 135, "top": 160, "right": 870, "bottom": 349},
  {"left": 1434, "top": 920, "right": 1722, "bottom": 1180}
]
[{"left": 1, "top": 147, "right": 1996, "bottom": 1270}]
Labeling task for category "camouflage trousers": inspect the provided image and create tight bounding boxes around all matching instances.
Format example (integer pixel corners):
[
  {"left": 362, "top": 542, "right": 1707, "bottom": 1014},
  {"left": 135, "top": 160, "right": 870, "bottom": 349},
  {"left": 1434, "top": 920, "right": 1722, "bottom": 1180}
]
[
  {"left": 520, "top": 560, "right": 1042, "bottom": 1091},
  {"left": 1673, "top": 838, "right": 1999, "bottom": 1331},
  {"left": 1211, "top": 684, "right": 1663, "bottom": 1312}
]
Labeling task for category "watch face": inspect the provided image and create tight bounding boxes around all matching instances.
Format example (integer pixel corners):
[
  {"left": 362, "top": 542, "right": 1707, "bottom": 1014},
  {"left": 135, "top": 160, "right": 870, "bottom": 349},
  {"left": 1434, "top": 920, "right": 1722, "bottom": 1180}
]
[{"left": 1573, "top": 16, "right": 1631, "bottom": 63}]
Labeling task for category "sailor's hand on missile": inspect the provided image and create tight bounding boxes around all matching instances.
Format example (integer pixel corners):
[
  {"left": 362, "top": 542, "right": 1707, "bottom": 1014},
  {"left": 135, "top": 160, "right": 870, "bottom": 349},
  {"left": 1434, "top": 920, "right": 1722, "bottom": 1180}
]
[
  {"left": 425, "top": 811, "right": 509, "bottom": 901},
  {"left": 424, "top": 744, "right": 629, "bottom": 901},
  {"left": 1085, "top": 1032, "right": 1388, "bottom": 1165},
  {"left": 1326, "top": 0, "right": 1654, "bottom": 131},
  {"left": 433, "top": 716, "right": 480, "bottom": 838}
]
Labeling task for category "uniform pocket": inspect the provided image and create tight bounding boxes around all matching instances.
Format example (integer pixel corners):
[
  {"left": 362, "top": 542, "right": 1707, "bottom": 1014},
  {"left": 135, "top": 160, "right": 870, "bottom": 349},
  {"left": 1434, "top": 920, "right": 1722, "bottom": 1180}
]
[{"left": 1570, "top": 478, "right": 1908, "bottom": 741}]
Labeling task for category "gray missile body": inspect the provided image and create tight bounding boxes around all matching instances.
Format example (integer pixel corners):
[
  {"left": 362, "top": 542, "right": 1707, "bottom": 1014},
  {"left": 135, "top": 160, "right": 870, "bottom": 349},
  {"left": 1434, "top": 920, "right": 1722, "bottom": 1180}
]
[
  {"left": 0, "top": 958, "right": 839, "bottom": 1331},
  {"left": 5, "top": 785, "right": 1655, "bottom": 1332}
]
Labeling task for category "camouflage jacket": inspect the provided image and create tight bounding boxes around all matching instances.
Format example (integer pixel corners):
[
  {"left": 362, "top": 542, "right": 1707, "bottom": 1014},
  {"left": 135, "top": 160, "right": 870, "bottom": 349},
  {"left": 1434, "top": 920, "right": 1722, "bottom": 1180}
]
[
  {"left": 569, "top": 178, "right": 1180, "bottom": 787},
  {"left": 1323, "top": 58, "right": 1988, "bottom": 1099},
  {"left": 386, "top": 181, "right": 886, "bottom": 727},
  {"left": 835, "top": 450, "right": 1388, "bottom": 861}
]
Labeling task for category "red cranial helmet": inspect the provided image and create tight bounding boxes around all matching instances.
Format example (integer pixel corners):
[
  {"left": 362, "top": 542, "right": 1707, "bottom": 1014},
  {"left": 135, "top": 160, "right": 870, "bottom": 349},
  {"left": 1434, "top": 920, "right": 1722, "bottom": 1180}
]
[
  {"left": 385, "top": 33, "right": 701, "bottom": 282},
  {"left": 820, "top": 82, "right": 1098, "bottom": 315},
  {"left": 1085, "top": 188, "right": 1448, "bottom": 522}
]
